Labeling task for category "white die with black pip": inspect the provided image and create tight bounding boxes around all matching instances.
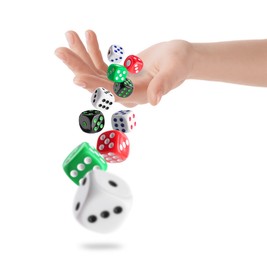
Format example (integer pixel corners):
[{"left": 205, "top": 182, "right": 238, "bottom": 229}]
[
  {"left": 73, "top": 169, "right": 133, "bottom": 233},
  {"left": 91, "top": 87, "right": 115, "bottom": 111}
]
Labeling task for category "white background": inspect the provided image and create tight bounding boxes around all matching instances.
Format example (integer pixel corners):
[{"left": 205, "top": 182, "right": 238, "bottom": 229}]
[{"left": 0, "top": 0, "right": 267, "bottom": 259}]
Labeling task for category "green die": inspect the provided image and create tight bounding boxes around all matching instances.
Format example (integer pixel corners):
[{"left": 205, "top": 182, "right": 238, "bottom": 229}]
[
  {"left": 107, "top": 64, "right": 128, "bottom": 83},
  {"left": 113, "top": 78, "right": 134, "bottom": 98},
  {"left": 63, "top": 142, "right": 108, "bottom": 185}
]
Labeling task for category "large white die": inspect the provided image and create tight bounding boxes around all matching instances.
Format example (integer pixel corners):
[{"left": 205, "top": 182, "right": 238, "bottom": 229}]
[
  {"left": 73, "top": 169, "right": 133, "bottom": 233},
  {"left": 107, "top": 44, "right": 125, "bottom": 63},
  {"left": 111, "top": 110, "right": 136, "bottom": 133},
  {"left": 91, "top": 87, "right": 115, "bottom": 111}
]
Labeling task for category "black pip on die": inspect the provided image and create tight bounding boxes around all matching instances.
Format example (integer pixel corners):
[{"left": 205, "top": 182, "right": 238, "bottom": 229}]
[{"left": 91, "top": 87, "right": 115, "bottom": 111}]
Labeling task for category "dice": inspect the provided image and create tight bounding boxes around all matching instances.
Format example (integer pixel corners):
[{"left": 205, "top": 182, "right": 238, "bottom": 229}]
[
  {"left": 79, "top": 110, "right": 105, "bottom": 133},
  {"left": 97, "top": 130, "right": 130, "bottom": 163},
  {"left": 113, "top": 78, "right": 134, "bottom": 98},
  {"left": 91, "top": 87, "right": 115, "bottom": 111},
  {"left": 107, "top": 45, "right": 124, "bottom": 63},
  {"left": 111, "top": 110, "right": 136, "bottom": 133},
  {"left": 73, "top": 169, "right": 133, "bottom": 233},
  {"left": 63, "top": 142, "right": 108, "bottom": 185},
  {"left": 124, "top": 55, "right": 143, "bottom": 74},
  {"left": 107, "top": 64, "right": 128, "bottom": 83}
]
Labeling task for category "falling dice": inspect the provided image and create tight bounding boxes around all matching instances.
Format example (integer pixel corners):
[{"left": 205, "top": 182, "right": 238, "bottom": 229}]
[
  {"left": 97, "top": 130, "right": 130, "bottom": 163},
  {"left": 107, "top": 64, "right": 128, "bottom": 83},
  {"left": 107, "top": 45, "right": 124, "bottom": 63},
  {"left": 91, "top": 87, "right": 115, "bottom": 111},
  {"left": 111, "top": 110, "right": 136, "bottom": 133},
  {"left": 124, "top": 55, "right": 143, "bottom": 74},
  {"left": 79, "top": 110, "right": 105, "bottom": 133},
  {"left": 113, "top": 78, "right": 134, "bottom": 98},
  {"left": 73, "top": 169, "right": 133, "bottom": 233},
  {"left": 63, "top": 142, "right": 108, "bottom": 185}
]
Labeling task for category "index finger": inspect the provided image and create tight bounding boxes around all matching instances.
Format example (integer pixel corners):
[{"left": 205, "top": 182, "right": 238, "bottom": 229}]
[{"left": 85, "top": 30, "right": 108, "bottom": 72}]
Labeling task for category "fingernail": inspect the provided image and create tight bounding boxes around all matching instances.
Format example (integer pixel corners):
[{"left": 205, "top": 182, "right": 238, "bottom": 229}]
[
  {"left": 74, "top": 79, "right": 87, "bottom": 88},
  {"left": 65, "top": 32, "right": 74, "bottom": 45},
  {"left": 155, "top": 92, "right": 162, "bottom": 105},
  {"left": 85, "top": 31, "right": 91, "bottom": 40},
  {"left": 55, "top": 50, "right": 67, "bottom": 63}
]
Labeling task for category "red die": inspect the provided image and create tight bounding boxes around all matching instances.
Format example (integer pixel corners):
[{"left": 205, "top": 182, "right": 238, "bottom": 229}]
[
  {"left": 124, "top": 55, "right": 143, "bottom": 74},
  {"left": 96, "top": 130, "right": 130, "bottom": 163}
]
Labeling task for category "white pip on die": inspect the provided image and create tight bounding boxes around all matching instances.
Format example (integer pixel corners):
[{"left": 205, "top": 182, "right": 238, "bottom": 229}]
[
  {"left": 73, "top": 169, "right": 133, "bottom": 233},
  {"left": 91, "top": 87, "right": 115, "bottom": 111},
  {"left": 107, "top": 44, "right": 124, "bottom": 63},
  {"left": 111, "top": 110, "right": 136, "bottom": 133}
]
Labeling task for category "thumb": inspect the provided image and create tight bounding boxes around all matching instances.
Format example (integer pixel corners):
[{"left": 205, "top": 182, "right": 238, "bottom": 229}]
[{"left": 147, "top": 69, "right": 174, "bottom": 106}]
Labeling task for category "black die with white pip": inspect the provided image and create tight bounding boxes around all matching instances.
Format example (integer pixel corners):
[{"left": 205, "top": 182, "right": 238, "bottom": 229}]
[
  {"left": 91, "top": 87, "right": 115, "bottom": 111},
  {"left": 111, "top": 110, "right": 136, "bottom": 133},
  {"left": 107, "top": 45, "right": 124, "bottom": 63}
]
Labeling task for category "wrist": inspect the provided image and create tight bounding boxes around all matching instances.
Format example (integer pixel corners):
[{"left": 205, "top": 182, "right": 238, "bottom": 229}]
[
  {"left": 169, "top": 39, "right": 196, "bottom": 81},
  {"left": 187, "top": 42, "right": 206, "bottom": 80}
]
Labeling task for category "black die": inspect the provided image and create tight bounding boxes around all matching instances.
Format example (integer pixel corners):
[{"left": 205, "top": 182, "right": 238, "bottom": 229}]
[
  {"left": 79, "top": 110, "right": 105, "bottom": 133},
  {"left": 113, "top": 78, "right": 134, "bottom": 98}
]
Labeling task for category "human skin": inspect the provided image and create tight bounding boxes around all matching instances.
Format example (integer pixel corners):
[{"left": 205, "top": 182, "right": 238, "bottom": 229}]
[{"left": 55, "top": 30, "right": 267, "bottom": 107}]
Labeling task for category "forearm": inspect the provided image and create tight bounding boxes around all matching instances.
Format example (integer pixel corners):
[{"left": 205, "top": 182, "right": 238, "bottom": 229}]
[{"left": 189, "top": 40, "right": 267, "bottom": 87}]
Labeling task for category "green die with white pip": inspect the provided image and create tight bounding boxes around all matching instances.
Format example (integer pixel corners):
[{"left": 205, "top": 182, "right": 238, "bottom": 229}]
[
  {"left": 107, "top": 64, "right": 128, "bottom": 83},
  {"left": 113, "top": 78, "right": 134, "bottom": 98},
  {"left": 63, "top": 142, "right": 108, "bottom": 185}
]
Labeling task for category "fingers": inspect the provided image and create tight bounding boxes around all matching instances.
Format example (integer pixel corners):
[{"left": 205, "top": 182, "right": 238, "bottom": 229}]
[
  {"left": 85, "top": 30, "right": 108, "bottom": 72},
  {"left": 73, "top": 74, "right": 113, "bottom": 92},
  {"left": 65, "top": 31, "right": 100, "bottom": 74},
  {"left": 120, "top": 103, "right": 137, "bottom": 108},
  {"left": 55, "top": 47, "right": 95, "bottom": 75}
]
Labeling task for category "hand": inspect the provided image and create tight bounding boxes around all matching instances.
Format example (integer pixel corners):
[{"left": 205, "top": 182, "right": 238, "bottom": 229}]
[{"left": 55, "top": 30, "right": 194, "bottom": 107}]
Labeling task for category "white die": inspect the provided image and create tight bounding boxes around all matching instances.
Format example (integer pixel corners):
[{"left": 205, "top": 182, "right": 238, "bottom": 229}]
[
  {"left": 91, "top": 87, "right": 115, "bottom": 111},
  {"left": 111, "top": 110, "right": 136, "bottom": 133},
  {"left": 107, "top": 45, "right": 124, "bottom": 63},
  {"left": 73, "top": 169, "right": 133, "bottom": 233}
]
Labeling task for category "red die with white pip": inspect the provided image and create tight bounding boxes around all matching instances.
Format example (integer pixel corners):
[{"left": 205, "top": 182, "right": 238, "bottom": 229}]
[
  {"left": 97, "top": 130, "right": 130, "bottom": 163},
  {"left": 111, "top": 110, "right": 136, "bottom": 133},
  {"left": 124, "top": 55, "right": 143, "bottom": 74}
]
